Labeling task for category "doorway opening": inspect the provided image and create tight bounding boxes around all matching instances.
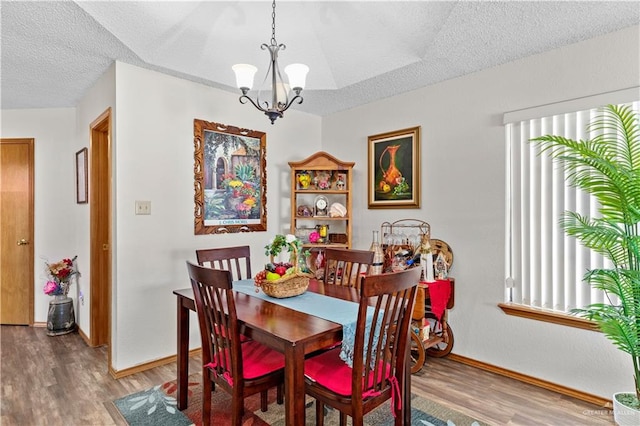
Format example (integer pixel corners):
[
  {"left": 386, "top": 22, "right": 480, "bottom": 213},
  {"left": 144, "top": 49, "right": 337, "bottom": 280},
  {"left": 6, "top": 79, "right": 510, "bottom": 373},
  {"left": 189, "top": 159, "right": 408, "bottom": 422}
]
[{"left": 89, "top": 109, "right": 112, "bottom": 358}]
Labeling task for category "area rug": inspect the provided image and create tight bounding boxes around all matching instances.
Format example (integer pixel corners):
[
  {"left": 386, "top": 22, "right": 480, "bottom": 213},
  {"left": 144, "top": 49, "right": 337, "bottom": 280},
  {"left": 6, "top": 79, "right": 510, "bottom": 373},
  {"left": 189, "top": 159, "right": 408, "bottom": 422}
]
[{"left": 107, "top": 374, "right": 486, "bottom": 426}]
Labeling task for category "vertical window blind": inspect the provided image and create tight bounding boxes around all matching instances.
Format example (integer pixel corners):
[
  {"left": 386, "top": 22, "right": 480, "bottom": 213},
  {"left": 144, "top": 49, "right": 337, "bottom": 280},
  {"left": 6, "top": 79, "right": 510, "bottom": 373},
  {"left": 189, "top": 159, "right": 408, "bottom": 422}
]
[{"left": 505, "top": 99, "right": 639, "bottom": 313}]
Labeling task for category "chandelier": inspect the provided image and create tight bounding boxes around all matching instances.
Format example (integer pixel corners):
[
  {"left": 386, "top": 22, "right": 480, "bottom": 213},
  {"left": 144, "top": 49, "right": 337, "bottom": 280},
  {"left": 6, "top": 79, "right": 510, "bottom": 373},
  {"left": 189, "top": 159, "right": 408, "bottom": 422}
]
[{"left": 232, "top": 0, "right": 309, "bottom": 125}]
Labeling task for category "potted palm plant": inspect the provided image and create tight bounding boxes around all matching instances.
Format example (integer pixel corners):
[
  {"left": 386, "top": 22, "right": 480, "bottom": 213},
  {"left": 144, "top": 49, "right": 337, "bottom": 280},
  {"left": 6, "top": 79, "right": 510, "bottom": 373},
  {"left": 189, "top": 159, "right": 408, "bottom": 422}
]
[{"left": 532, "top": 104, "right": 639, "bottom": 425}]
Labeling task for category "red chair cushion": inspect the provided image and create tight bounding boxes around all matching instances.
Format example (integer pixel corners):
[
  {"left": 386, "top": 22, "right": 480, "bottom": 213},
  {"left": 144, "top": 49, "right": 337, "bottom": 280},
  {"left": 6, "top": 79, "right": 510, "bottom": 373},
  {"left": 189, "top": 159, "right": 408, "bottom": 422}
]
[
  {"left": 240, "top": 340, "right": 286, "bottom": 379},
  {"left": 304, "top": 347, "right": 391, "bottom": 396},
  {"left": 206, "top": 340, "right": 285, "bottom": 384}
]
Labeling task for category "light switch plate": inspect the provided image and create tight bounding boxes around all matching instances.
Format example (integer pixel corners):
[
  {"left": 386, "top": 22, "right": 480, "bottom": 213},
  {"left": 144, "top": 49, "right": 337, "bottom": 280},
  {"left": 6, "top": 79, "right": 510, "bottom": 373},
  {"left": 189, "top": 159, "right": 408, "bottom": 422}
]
[{"left": 135, "top": 200, "right": 151, "bottom": 215}]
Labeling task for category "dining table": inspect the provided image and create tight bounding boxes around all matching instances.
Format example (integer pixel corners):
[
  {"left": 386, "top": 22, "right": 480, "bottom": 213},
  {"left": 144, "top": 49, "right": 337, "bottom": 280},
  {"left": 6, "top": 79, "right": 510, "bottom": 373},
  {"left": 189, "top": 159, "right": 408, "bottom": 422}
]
[{"left": 173, "top": 278, "right": 412, "bottom": 426}]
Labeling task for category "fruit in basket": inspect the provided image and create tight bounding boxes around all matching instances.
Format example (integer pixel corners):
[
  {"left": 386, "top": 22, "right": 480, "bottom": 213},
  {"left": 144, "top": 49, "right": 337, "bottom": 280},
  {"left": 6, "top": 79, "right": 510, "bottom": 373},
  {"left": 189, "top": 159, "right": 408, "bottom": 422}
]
[
  {"left": 255, "top": 262, "right": 296, "bottom": 285},
  {"left": 266, "top": 272, "right": 281, "bottom": 281},
  {"left": 254, "top": 270, "right": 267, "bottom": 287}
]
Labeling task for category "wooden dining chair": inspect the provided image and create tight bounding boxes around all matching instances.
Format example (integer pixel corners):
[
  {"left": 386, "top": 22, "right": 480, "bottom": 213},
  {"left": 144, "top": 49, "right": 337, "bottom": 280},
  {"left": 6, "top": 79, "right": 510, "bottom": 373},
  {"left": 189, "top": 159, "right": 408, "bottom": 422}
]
[
  {"left": 186, "top": 261, "right": 284, "bottom": 426},
  {"left": 196, "top": 245, "right": 252, "bottom": 281},
  {"left": 322, "top": 248, "right": 374, "bottom": 288},
  {"left": 304, "top": 267, "right": 421, "bottom": 426}
]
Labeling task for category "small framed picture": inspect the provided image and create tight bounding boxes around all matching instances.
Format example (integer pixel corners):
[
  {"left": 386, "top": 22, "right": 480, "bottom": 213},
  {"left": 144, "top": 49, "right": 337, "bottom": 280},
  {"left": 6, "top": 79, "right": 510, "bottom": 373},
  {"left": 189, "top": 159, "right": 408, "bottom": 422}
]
[{"left": 75, "top": 148, "right": 88, "bottom": 204}]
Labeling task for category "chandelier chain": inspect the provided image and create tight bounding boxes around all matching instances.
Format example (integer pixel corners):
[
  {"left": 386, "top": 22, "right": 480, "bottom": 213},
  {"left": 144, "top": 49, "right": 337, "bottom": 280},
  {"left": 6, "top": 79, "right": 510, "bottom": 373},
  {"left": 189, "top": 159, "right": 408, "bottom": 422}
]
[{"left": 270, "top": 0, "right": 277, "bottom": 46}]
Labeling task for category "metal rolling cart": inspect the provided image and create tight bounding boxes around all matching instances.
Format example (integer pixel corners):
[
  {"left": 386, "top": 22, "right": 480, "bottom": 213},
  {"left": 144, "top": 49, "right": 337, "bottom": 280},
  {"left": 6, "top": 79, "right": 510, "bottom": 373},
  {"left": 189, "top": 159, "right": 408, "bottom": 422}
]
[{"left": 380, "top": 219, "right": 455, "bottom": 374}]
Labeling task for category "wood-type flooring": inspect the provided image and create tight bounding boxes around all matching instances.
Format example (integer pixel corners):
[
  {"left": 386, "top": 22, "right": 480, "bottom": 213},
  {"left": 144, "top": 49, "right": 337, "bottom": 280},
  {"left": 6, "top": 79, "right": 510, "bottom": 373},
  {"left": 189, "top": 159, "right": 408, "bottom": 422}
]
[{"left": 0, "top": 326, "right": 614, "bottom": 425}]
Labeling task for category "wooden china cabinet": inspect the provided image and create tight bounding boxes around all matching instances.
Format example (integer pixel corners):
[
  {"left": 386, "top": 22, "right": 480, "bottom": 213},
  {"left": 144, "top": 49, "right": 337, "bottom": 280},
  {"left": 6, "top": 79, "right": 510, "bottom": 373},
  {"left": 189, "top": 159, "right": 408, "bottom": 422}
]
[{"left": 288, "top": 152, "right": 354, "bottom": 250}]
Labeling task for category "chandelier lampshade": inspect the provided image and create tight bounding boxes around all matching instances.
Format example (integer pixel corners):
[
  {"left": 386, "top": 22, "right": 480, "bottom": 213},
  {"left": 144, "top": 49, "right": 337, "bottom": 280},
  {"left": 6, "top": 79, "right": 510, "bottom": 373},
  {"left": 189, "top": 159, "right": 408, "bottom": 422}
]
[
  {"left": 232, "top": 64, "right": 258, "bottom": 92},
  {"left": 284, "top": 64, "right": 309, "bottom": 92}
]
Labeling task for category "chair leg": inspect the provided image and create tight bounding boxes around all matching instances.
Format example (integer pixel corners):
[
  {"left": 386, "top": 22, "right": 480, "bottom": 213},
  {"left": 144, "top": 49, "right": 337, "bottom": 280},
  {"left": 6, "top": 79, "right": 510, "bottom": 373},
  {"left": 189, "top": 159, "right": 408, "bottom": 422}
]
[
  {"left": 232, "top": 395, "right": 244, "bottom": 426},
  {"left": 202, "top": 375, "right": 212, "bottom": 426},
  {"left": 339, "top": 412, "right": 347, "bottom": 426},
  {"left": 276, "top": 383, "right": 284, "bottom": 404},
  {"left": 315, "top": 400, "right": 325, "bottom": 426},
  {"left": 260, "top": 390, "right": 268, "bottom": 412}
]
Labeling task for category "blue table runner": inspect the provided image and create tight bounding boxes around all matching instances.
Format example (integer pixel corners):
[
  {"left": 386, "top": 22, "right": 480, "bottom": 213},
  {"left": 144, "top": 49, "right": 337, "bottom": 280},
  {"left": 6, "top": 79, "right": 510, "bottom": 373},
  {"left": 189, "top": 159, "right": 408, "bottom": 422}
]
[{"left": 233, "top": 279, "right": 372, "bottom": 367}]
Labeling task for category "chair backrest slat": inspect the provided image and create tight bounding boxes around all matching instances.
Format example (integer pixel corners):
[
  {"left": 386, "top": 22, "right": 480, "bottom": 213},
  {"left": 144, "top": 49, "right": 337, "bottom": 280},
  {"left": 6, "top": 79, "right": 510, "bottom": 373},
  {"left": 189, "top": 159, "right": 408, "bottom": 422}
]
[
  {"left": 323, "top": 248, "right": 375, "bottom": 288},
  {"left": 196, "top": 245, "right": 252, "bottom": 281}
]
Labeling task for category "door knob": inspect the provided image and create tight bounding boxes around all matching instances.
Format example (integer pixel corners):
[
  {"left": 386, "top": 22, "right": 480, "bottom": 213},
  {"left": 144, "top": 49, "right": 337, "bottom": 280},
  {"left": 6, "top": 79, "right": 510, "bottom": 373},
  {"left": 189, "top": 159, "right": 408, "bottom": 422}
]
[{"left": 17, "top": 239, "right": 29, "bottom": 246}]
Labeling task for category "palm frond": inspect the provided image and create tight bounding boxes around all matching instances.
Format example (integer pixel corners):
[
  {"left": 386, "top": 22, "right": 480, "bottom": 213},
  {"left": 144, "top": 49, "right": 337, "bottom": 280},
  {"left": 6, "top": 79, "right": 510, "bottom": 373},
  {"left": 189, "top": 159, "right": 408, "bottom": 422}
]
[{"left": 532, "top": 104, "right": 640, "bottom": 399}]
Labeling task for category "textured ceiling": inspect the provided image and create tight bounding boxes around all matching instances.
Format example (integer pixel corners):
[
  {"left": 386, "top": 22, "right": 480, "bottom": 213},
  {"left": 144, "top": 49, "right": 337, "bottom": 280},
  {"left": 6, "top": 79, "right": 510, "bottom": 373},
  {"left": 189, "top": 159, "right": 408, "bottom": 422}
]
[{"left": 2, "top": 1, "right": 639, "bottom": 117}]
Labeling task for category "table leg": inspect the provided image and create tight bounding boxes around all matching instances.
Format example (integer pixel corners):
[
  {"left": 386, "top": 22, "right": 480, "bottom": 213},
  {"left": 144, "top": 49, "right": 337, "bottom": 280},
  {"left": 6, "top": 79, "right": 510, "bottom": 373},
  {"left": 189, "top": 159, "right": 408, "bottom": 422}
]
[
  {"left": 176, "top": 296, "right": 190, "bottom": 410},
  {"left": 284, "top": 345, "right": 306, "bottom": 426}
]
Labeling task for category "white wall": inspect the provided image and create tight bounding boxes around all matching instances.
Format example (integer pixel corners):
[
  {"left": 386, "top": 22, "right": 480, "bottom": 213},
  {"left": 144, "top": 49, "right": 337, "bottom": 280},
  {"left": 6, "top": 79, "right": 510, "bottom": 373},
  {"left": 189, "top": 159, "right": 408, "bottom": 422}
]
[
  {"left": 1, "top": 108, "right": 77, "bottom": 322},
  {"left": 321, "top": 26, "right": 639, "bottom": 398},
  {"left": 74, "top": 63, "right": 116, "bottom": 334},
  {"left": 111, "top": 62, "right": 321, "bottom": 369}
]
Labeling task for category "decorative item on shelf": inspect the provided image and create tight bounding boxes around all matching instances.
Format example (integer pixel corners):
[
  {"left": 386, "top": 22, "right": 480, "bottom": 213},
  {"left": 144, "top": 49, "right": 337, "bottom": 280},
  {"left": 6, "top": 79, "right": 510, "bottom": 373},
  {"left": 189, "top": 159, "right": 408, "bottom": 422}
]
[
  {"left": 297, "top": 171, "right": 311, "bottom": 189},
  {"left": 328, "top": 202, "right": 346, "bottom": 218},
  {"left": 315, "top": 224, "right": 329, "bottom": 243},
  {"left": 421, "top": 233, "right": 435, "bottom": 282},
  {"left": 308, "top": 230, "right": 321, "bottom": 244},
  {"left": 434, "top": 252, "right": 449, "bottom": 279},
  {"left": 314, "top": 195, "right": 329, "bottom": 216},
  {"left": 254, "top": 234, "right": 313, "bottom": 298},
  {"left": 43, "top": 256, "right": 79, "bottom": 336},
  {"left": 313, "top": 171, "right": 331, "bottom": 190},
  {"left": 328, "top": 233, "right": 348, "bottom": 244},
  {"left": 430, "top": 238, "right": 453, "bottom": 277},
  {"left": 369, "top": 231, "right": 384, "bottom": 275},
  {"left": 231, "top": 0, "right": 309, "bottom": 125},
  {"left": 297, "top": 204, "right": 313, "bottom": 217},
  {"left": 336, "top": 174, "right": 346, "bottom": 191},
  {"left": 295, "top": 227, "right": 314, "bottom": 243}
]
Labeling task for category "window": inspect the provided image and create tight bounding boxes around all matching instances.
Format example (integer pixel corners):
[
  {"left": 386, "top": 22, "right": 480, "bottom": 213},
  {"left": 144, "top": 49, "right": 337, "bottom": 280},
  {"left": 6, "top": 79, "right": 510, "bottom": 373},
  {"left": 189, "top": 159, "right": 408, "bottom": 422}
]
[{"left": 504, "top": 93, "right": 638, "bottom": 319}]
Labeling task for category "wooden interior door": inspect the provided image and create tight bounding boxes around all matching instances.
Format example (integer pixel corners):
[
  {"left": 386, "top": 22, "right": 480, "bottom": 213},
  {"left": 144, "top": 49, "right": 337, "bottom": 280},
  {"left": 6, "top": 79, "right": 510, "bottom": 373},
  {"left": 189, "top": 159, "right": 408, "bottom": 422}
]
[
  {"left": 90, "top": 109, "right": 111, "bottom": 348},
  {"left": 1, "top": 138, "right": 34, "bottom": 325}
]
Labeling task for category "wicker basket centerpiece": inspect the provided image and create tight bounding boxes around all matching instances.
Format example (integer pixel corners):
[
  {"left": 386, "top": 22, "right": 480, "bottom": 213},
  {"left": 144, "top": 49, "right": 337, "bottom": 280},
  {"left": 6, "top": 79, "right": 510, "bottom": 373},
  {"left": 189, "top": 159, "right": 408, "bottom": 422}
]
[{"left": 254, "top": 234, "right": 313, "bottom": 298}]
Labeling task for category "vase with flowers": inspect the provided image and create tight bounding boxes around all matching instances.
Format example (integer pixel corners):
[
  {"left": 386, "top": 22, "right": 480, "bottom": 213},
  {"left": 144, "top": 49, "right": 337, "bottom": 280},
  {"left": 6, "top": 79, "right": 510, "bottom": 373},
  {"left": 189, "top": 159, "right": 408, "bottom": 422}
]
[
  {"left": 44, "top": 256, "right": 79, "bottom": 336},
  {"left": 253, "top": 234, "right": 312, "bottom": 298}
]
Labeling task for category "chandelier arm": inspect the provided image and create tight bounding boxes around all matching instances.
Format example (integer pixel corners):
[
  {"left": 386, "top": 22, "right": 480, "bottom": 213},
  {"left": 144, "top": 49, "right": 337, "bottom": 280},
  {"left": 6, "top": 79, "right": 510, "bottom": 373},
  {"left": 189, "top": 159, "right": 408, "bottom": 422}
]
[
  {"left": 278, "top": 95, "right": 304, "bottom": 114},
  {"left": 238, "top": 94, "right": 268, "bottom": 113}
]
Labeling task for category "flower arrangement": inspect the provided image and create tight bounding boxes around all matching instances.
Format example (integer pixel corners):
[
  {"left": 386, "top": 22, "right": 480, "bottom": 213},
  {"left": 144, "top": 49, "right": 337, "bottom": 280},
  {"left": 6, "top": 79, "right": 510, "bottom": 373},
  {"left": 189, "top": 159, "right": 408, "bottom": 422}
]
[
  {"left": 43, "top": 256, "right": 79, "bottom": 297},
  {"left": 254, "top": 234, "right": 311, "bottom": 292}
]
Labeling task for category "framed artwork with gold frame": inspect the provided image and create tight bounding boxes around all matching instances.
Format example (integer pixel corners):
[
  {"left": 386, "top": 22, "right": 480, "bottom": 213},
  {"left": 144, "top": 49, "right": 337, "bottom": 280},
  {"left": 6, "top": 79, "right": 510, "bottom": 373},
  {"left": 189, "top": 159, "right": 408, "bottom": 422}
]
[
  {"left": 367, "top": 126, "right": 420, "bottom": 209},
  {"left": 193, "top": 119, "right": 267, "bottom": 234}
]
